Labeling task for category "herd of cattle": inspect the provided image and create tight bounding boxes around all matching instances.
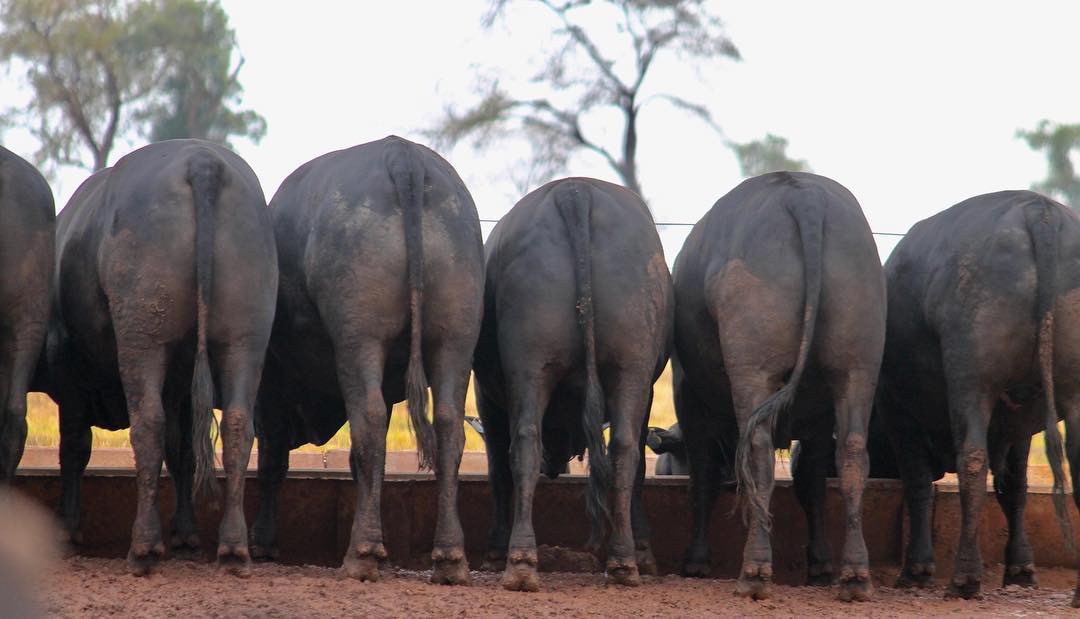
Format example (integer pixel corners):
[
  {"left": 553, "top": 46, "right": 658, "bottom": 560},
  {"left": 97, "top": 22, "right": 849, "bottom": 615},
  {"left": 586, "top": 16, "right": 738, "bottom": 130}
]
[{"left": 1, "top": 136, "right": 1079, "bottom": 606}]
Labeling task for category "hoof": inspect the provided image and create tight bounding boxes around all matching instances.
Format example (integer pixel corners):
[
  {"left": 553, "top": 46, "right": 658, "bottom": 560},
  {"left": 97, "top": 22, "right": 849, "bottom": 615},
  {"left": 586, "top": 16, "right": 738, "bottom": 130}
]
[
  {"left": 945, "top": 573, "right": 982, "bottom": 600},
  {"left": 807, "top": 562, "right": 834, "bottom": 587},
  {"left": 170, "top": 532, "right": 203, "bottom": 561},
  {"left": 217, "top": 544, "right": 252, "bottom": 578},
  {"left": 481, "top": 553, "right": 506, "bottom": 573},
  {"left": 430, "top": 547, "right": 470, "bottom": 586},
  {"left": 343, "top": 542, "right": 387, "bottom": 582},
  {"left": 895, "top": 562, "right": 935, "bottom": 588},
  {"left": 837, "top": 566, "right": 873, "bottom": 602},
  {"left": 250, "top": 543, "right": 280, "bottom": 562},
  {"left": 606, "top": 558, "right": 641, "bottom": 586},
  {"left": 127, "top": 541, "right": 166, "bottom": 577},
  {"left": 501, "top": 549, "right": 539, "bottom": 592},
  {"left": 635, "top": 547, "right": 658, "bottom": 577},
  {"left": 682, "top": 561, "right": 711, "bottom": 578},
  {"left": 735, "top": 562, "right": 772, "bottom": 600},
  {"left": 1002, "top": 563, "right": 1037, "bottom": 588}
]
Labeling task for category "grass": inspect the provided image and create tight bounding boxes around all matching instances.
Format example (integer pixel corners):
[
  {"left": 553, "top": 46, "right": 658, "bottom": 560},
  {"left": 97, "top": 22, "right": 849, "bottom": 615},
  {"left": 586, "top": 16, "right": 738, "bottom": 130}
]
[
  {"left": 26, "top": 367, "right": 1059, "bottom": 468},
  {"left": 25, "top": 365, "right": 680, "bottom": 454}
]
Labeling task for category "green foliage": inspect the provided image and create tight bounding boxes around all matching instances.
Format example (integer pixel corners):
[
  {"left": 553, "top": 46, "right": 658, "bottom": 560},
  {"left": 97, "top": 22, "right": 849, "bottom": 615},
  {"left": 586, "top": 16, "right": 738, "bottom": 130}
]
[
  {"left": 0, "top": 0, "right": 262, "bottom": 175},
  {"left": 731, "top": 133, "right": 811, "bottom": 177},
  {"left": 1018, "top": 120, "right": 1080, "bottom": 208}
]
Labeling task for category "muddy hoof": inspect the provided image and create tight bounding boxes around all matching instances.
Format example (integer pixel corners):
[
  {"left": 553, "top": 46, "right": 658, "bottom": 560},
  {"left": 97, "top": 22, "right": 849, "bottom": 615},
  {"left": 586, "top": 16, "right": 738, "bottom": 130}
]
[
  {"left": 606, "top": 558, "right": 641, "bottom": 586},
  {"left": 431, "top": 547, "right": 470, "bottom": 585},
  {"left": 806, "top": 563, "right": 834, "bottom": 587},
  {"left": 343, "top": 542, "right": 387, "bottom": 582},
  {"left": 837, "top": 566, "right": 873, "bottom": 602},
  {"left": 217, "top": 544, "right": 252, "bottom": 578},
  {"left": 895, "top": 562, "right": 935, "bottom": 588},
  {"left": 127, "top": 541, "right": 166, "bottom": 577},
  {"left": 682, "top": 561, "right": 711, "bottom": 578},
  {"left": 250, "top": 543, "right": 280, "bottom": 562},
  {"left": 635, "top": 547, "right": 658, "bottom": 577},
  {"left": 1002, "top": 563, "right": 1037, "bottom": 588},
  {"left": 170, "top": 532, "right": 203, "bottom": 561},
  {"left": 735, "top": 562, "right": 772, "bottom": 600},
  {"left": 945, "top": 573, "right": 981, "bottom": 600},
  {"left": 501, "top": 549, "right": 539, "bottom": 592}
]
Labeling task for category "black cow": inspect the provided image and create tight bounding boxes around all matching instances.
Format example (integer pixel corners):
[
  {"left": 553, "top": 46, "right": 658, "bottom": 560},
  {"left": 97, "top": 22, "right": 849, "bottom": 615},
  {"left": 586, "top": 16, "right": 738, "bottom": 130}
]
[
  {"left": 646, "top": 424, "right": 690, "bottom": 475},
  {"left": 878, "top": 191, "right": 1080, "bottom": 603},
  {"left": 672, "top": 172, "right": 885, "bottom": 601},
  {"left": 474, "top": 177, "right": 673, "bottom": 591},
  {"left": 45, "top": 139, "right": 277, "bottom": 576},
  {"left": 0, "top": 147, "right": 54, "bottom": 479},
  {"left": 251, "top": 136, "right": 483, "bottom": 585}
]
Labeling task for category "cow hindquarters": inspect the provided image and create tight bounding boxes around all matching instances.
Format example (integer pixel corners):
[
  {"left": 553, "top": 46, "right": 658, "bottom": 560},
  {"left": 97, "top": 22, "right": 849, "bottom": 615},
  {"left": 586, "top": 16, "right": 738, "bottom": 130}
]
[{"left": 831, "top": 368, "right": 875, "bottom": 602}]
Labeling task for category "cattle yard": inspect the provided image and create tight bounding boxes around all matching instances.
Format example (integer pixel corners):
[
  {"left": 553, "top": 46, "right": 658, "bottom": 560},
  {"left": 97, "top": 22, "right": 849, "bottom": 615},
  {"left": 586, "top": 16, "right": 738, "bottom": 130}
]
[{"left": 9, "top": 462, "right": 1080, "bottom": 615}]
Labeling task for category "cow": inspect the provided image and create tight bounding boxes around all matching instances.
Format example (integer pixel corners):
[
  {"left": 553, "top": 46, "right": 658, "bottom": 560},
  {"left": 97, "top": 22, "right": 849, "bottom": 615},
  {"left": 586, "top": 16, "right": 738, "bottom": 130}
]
[
  {"left": 877, "top": 190, "right": 1080, "bottom": 603},
  {"left": 44, "top": 139, "right": 278, "bottom": 576},
  {"left": 250, "top": 136, "right": 483, "bottom": 585},
  {"left": 0, "top": 148, "right": 54, "bottom": 480},
  {"left": 473, "top": 177, "right": 673, "bottom": 591},
  {"left": 672, "top": 171, "right": 886, "bottom": 601},
  {"left": 646, "top": 424, "right": 690, "bottom": 475}
]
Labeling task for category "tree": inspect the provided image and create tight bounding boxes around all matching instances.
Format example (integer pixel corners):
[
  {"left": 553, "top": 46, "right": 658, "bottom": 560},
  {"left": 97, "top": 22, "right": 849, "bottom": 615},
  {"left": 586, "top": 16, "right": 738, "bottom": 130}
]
[
  {"left": 130, "top": 0, "right": 265, "bottom": 146},
  {"left": 1018, "top": 120, "right": 1080, "bottom": 208},
  {"left": 0, "top": 0, "right": 263, "bottom": 175},
  {"left": 432, "top": 0, "right": 806, "bottom": 201},
  {"left": 731, "top": 133, "right": 810, "bottom": 177}
]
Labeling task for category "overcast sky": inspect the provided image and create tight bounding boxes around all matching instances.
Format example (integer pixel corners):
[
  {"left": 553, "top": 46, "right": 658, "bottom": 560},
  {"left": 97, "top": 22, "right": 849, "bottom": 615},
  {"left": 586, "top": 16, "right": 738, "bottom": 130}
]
[{"left": 4, "top": 1, "right": 1079, "bottom": 262}]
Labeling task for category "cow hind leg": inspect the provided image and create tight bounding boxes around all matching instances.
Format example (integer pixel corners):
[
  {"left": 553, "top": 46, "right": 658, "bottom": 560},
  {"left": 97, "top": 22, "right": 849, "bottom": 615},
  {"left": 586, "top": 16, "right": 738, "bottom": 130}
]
[
  {"left": 427, "top": 345, "right": 471, "bottom": 586},
  {"left": 0, "top": 342, "right": 35, "bottom": 480},
  {"left": 731, "top": 373, "right": 780, "bottom": 601},
  {"left": 630, "top": 397, "right": 656, "bottom": 576},
  {"left": 501, "top": 372, "right": 552, "bottom": 592},
  {"left": 831, "top": 370, "right": 875, "bottom": 602},
  {"left": 603, "top": 370, "right": 650, "bottom": 586},
  {"left": 994, "top": 437, "right": 1036, "bottom": 587},
  {"left": 116, "top": 345, "right": 170, "bottom": 576},
  {"left": 882, "top": 392, "right": 937, "bottom": 589},
  {"left": 212, "top": 344, "right": 262, "bottom": 577},
  {"left": 250, "top": 380, "right": 292, "bottom": 562},
  {"left": 57, "top": 399, "right": 91, "bottom": 550},
  {"left": 476, "top": 382, "right": 512, "bottom": 572},
  {"left": 1060, "top": 392, "right": 1080, "bottom": 607},
  {"left": 678, "top": 381, "right": 721, "bottom": 577},
  {"left": 793, "top": 432, "right": 834, "bottom": 586},
  {"left": 943, "top": 379, "right": 994, "bottom": 600},
  {"left": 339, "top": 344, "right": 390, "bottom": 582},
  {"left": 164, "top": 398, "right": 201, "bottom": 558}
]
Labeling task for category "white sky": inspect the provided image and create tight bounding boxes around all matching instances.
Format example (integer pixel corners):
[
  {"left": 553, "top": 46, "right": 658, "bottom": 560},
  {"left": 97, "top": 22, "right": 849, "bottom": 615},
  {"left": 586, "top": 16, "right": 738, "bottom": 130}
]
[{"left": 4, "top": 0, "right": 1079, "bottom": 262}]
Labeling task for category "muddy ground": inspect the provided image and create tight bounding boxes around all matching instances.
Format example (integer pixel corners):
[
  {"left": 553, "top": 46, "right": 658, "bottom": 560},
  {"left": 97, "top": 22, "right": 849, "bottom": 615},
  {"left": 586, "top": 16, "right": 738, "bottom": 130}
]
[{"left": 32, "top": 557, "right": 1079, "bottom": 618}]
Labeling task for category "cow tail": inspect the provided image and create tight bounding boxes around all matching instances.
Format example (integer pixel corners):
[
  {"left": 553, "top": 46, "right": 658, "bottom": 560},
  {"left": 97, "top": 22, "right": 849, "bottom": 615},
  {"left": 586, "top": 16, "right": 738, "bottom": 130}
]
[
  {"left": 388, "top": 140, "right": 436, "bottom": 471},
  {"left": 735, "top": 185, "right": 824, "bottom": 530},
  {"left": 555, "top": 181, "right": 611, "bottom": 547},
  {"left": 1025, "top": 197, "right": 1075, "bottom": 556},
  {"left": 187, "top": 149, "right": 222, "bottom": 501}
]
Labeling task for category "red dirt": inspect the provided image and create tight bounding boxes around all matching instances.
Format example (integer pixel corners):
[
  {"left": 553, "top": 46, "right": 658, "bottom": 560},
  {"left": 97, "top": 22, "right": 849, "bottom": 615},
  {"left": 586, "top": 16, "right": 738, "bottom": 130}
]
[{"left": 35, "top": 558, "right": 1078, "bottom": 618}]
